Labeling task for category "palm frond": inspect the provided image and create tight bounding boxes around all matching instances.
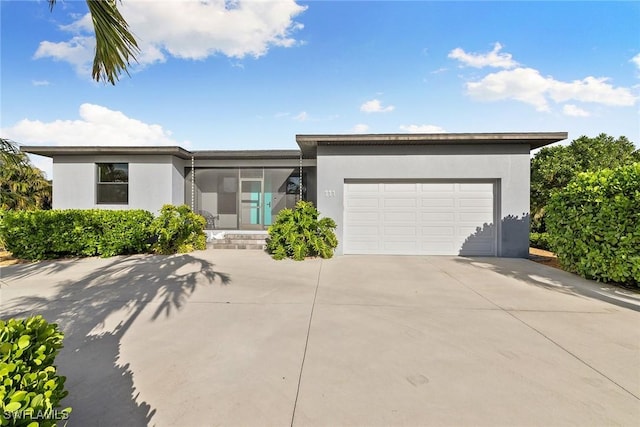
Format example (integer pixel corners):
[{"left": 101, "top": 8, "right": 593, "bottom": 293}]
[
  {"left": 49, "top": 0, "right": 139, "bottom": 85},
  {"left": 87, "top": 0, "right": 140, "bottom": 84}
]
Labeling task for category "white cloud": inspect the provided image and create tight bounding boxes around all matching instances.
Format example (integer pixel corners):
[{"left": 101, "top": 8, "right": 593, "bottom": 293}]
[
  {"left": 34, "top": 0, "right": 307, "bottom": 76},
  {"left": 631, "top": 53, "right": 640, "bottom": 71},
  {"left": 448, "top": 42, "right": 518, "bottom": 69},
  {"left": 360, "top": 99, "right": 395, "bottom": 113},
  {"left": 293, "top": 111, "right": 308, "bottom": 121},
  {"left": 31, "top": 80, "right": 50, "bottom": 86},
  {"left": 351, "top": 123, "right": 369, "bottom": 133},
  {"left": 34, "top": 36, "right": 94, "bottom": 76},
  {"left": 2, "top": 103, "right": 186, "bottom": 147},
  {"left": 562, "top": 104, "right": 590, "bottom": 117},
  {"left": 466, "top": 67, "right": 637, "bottom": 111},
  {"left": 399, "top": 124, "right": 445, "bottom": 133}
]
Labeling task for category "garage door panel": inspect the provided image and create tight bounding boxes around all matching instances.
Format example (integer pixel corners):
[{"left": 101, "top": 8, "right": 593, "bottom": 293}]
[
  {"left": 383, "top": 211, "right": 417, "bottom": 222},
  {"left": 344, "top": 181, "right": 496, "bottom": 255},
  {"left": 421, "top": 212, "right": 454, "bottom": 221},
  {"left": 384, "top": 226, "right": 417, "bottom": 236},
  {"left": 420, "top": 198, "right": 455, "bottom": 208},
  {"left": 348, "top": 183, "right": 380, "bottom": 192},
  {"left": 346, "top": 197, "right": 379, "bottom": 208},
  {"left": 459, "top": 198, "right": 493, "bottom": 208},
  {"left": 458, "top": 212, "right": 493, "bottom": 222},
  {"left": 421, "top": 183, "right": 455, "bottom": 192},
  {"left": 345, "top": 211, "right": 378, "bottom": 222},
  {"left": 383, "top": 198, "right": 417, "bottom": 208},
  {"left": 422, "top": 226, "right": 455, "bottom": 236},
  {"left": 459, "top": 183, "right": 493, "bottom": 192},
  {"left": 383, "top": 183, "right": 417, "bottom": 192}
]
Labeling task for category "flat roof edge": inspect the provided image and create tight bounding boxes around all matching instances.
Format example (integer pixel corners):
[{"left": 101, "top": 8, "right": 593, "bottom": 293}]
[
  {"left": 21, "top": 146, "right": 194, "bottom": 159},
  {"left": 296, "top": 132, "right": 568, "bottom": 152}
]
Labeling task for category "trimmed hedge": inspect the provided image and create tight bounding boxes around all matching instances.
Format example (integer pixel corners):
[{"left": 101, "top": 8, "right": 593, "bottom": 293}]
[
  {"left": 0, "top": 209, "right": 153, "bottom": 260},
  {"left": 546, "top": 163, "right": 640, "bottom": 286},
  {"left": 0, "top": 316, "right": 71, "bottom": 426}
]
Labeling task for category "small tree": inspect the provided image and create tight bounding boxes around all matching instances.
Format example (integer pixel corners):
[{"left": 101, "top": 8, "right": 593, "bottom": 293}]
[{"left": 0, "top": 138, "right": 51, "bottom": 211}]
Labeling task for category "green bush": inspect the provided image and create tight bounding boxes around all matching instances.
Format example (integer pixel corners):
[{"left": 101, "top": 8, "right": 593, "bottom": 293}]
[
  {"left": 529, "top": 232, "right": 551, "bottom": 251},
  {"left": 149, "top": 205, "right": 206, "bottom": 255},
  {"left": 546, "top": 163, "right": 640, "bottom": 286},
  {"left": 0, "top": 209, "right": 153, "bottom": 260},
  {"left": 0, "top": 316, "right": 71, "bottom": 426},
  {"left": 267, "top": 201, "right": 338, "bottom": 261}
]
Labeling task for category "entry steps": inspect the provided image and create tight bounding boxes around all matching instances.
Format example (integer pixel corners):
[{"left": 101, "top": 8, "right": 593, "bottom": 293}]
[{"left": 206, "top": 230, "right": 268, "bottom": 250}]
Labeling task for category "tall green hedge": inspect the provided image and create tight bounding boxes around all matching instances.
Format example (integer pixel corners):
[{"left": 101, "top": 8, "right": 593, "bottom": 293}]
[
  {"left": 0, "top": 209, "right": 153, "bottom": 260},
  {"left": 546, "top": 163, "right": 640, "bottom": 286}
]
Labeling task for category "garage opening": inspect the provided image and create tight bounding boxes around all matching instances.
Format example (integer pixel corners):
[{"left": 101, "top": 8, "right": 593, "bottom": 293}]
[{"left": 343, "top": 180, "right": 497, "bottom": 256}]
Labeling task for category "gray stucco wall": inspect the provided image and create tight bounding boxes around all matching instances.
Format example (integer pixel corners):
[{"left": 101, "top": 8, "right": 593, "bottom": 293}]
[
  {"left": 53, "top": 154, "right": 185, "bottom": 214},
  {"left": 316, "top": 144, "right": 531, "bottom": 257}
]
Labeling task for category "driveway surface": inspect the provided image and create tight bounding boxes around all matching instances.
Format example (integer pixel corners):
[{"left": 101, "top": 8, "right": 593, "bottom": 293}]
[{"left": 1, "top": 251, "right": 638, "bottom": 426}]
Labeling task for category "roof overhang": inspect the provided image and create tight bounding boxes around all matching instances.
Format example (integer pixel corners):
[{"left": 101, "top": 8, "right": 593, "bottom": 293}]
[
  {"left": 21, "top": 146, "right": 194, "bottom": 159},
  {"left": 296, "top": 132, "right": 568, "bottom": 158},
  {"left": 21, "top": 146, "right": 301, "bottom": 161}
]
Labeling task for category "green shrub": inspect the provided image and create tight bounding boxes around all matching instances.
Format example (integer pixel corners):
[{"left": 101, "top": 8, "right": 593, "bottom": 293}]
[
  {"left": 529, "top": 232, "right": 551, "bottom": 251},
  {"left": 0, "top": 209, "right": 153, "bottom": 260},
  {"left": 95, "top": 210, "right": 154, "bottom": 257},
  {"left": 0, "top": 316, "right": 71, "bottom": 426},
  {"left": 267, "top": 201, "right": 338, "bottom": 261},
  {"left": 546, "top": 163, "right": 640, "bottom": 286},
  {"left": 149, "top": 205, "right": 206, "bottom": 255}
]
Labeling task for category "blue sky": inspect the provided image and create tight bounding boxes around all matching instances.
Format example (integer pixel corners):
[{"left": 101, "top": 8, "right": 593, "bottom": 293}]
[{"left": 1, "top": 1, "right": 639, "bottom": 177}]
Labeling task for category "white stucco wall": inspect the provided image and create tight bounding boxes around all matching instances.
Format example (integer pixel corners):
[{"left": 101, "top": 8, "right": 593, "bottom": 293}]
[
  {"left": 316, "top": 144, "right": 531, "bottom": 257},
  {"left": 52, "top": 155, "right": 185, "bottom": 214}
]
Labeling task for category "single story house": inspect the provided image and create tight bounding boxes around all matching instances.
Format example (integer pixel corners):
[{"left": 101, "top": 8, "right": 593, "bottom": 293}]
[{"left": 23, "top": 132, "right": 567, "bottom": 257}]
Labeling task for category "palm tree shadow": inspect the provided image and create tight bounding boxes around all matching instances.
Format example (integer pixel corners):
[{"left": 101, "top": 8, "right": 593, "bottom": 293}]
[{"left": 0, "top": 253, "right": 231, "bottom": 426}]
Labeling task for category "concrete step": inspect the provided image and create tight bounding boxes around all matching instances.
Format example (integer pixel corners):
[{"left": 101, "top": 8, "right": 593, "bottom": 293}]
[
  {"left": 223, "top": 233, "right": 268, "bottom": 240},
  {"left": 207, "top": 243, "right": 266, "bottom": 250},
  {"left": 206, "top": 231, "right": 269, "bottom": 250}
]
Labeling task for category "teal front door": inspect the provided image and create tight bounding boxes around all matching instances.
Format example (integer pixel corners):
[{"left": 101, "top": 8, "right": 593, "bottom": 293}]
[{"left": 240, "top": 179, "right": 263, "bottom": 229}]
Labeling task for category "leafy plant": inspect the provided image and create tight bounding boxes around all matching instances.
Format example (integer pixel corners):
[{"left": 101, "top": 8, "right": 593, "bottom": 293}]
[
  {"left": 149, "top": 205, "right": 206, "bottom": 255},
  {"left": 0, "top": 138, "right": 51, "bottom": 211},
  {"left": 529, "top": 232, "right": 550, "bottom": 251},
  {"left": 546, "top": 163, "right": 640, "bottom": 286},
  {"left": 267, "top": 201, "right": 338, "bottom": 261},
  {"left": 530, "top": 133, "right": 639, "bottom": 233},
  {"left": 0, "top": 316, "right": 71, "bottom": 426},
  {"left": 0, "top": 209, "right": 153, "bottom": 260}
]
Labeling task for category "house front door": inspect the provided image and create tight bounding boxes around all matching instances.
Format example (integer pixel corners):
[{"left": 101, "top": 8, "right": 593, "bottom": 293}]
[{"left": 239, "top": 179, "right": 263, "bottom": 229}]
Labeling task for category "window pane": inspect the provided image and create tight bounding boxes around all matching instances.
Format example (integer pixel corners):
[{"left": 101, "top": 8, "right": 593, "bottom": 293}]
[
  {"left": 98, "top": 163, "right": 128, "bottom": 183},
  {"left": 97, "top": 184, "right": 128, "bottom": 204}
]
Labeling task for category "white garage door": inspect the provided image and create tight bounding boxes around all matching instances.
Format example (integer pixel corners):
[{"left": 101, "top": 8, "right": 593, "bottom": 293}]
[{"left": 344, "top": 182, "right": 496, "bottom": 255}]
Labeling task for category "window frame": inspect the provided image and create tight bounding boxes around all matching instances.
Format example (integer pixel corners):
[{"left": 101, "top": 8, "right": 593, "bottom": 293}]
[{"left": 96, "top": 163, "right": 129, "bottom": 205}]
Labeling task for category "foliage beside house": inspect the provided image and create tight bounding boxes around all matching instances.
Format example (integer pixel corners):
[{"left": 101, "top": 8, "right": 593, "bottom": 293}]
[
  {"left": 0, "top": 205, "right": 206, "bottom": 261},
  {"left": 530, "top": 133, "right": 639, "bottom": 241},
  {"left": 546, "top": 163, "right": 640, "bottom": 287},
  {"left": 0, "top": 138, "right": 51, "bottom": 212},
  {"left": 266, "top": 201, "right": 337, "bottom": 260}
]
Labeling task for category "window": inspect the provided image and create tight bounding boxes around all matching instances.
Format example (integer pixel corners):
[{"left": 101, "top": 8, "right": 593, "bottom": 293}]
[{"left": 97, "top": 163, "right": 128, "bottom": 204}]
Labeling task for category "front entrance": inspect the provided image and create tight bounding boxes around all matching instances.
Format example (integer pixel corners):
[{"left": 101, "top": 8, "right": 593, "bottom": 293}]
[
  {"left": 240, "top": 179, "right": 263, "bottom": 230},
  {"left": 187, "top": 167, "right": 311, "bottom": 230}
]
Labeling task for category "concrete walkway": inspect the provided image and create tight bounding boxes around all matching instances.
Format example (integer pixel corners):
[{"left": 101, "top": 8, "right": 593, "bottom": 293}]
[{"left": 1, "top": 251, "right": 638, "bottom": 426}]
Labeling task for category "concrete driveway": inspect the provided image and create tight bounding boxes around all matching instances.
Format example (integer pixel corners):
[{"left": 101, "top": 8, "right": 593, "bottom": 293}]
[{"left": 1, "top": 251, "right": 638, "bottom": 426}]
